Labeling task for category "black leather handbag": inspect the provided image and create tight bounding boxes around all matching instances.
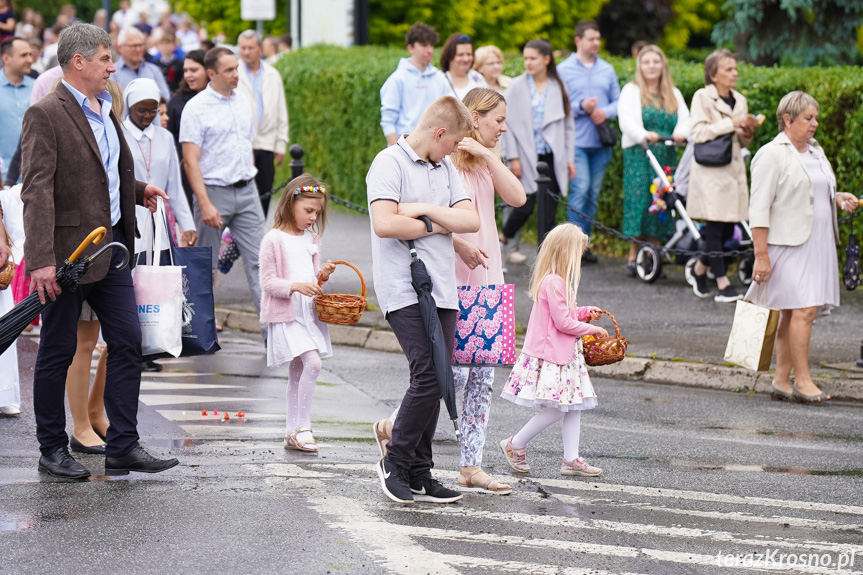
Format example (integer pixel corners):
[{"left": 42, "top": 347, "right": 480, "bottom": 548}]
[
  {"left": 596, "top": 122, "right": 619, "bottom": 147},
  {"left": 693, "top": 133, "right": 733, "bottom": 167}
]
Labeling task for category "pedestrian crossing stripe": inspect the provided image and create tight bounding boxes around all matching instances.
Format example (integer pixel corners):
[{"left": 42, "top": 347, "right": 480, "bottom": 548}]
[
  {"left": 138, "top": 394, "right": 273, "bottom": 406},
  {"left": 141, "top": 382, "right": 243, "bottom": 391}
]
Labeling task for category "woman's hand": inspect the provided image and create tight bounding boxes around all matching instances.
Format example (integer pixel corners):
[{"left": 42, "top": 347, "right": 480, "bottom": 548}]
[
  {"left": 672, "top": 133, "right": 687, "bottom": 145},
  {"left": 509, "top": 158, "right": 522, "bottom": 178},
  {"left": 588, "top": 307, "right": 603, "bottom": 322},
  {"left": 591, "top": 326, "right": 609, "bottom": 339},
  {"left": 732, "top": 116, "right": 750, "bottom": 129},
  {"left": 836, "top": 192, "right": 859, "bottom": 213},
  {"left": 319, "top": 260, "right": 336, "bottom": 281},
  {"left": 454, "top": 240, "right": 489, "bottom": 270},
  {"left": 752, "top": 255, "right": 771, "bottom": 284},
  {"left": 567, "top": 162, "right": 576, "bottom": 180},
  {"left": 180, "top": 230, "right": 197, "bottom": 246},
  {"left": 645, "top": 131, "right": 660, "bottom": 144},
  {"left": 292, "top": 282, "right": 323, "bottom": 297},
  {"left": 457, "top": 137, "right": 491, "bottom": 159}
]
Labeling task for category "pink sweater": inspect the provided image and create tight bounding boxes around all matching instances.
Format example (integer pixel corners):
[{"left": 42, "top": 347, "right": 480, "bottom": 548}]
[
  {"left": 258, "top": 229, "right": 322, "bottom": 323},
  {"left": 521, "top": 274, "right": 601, "bottom": 365}
]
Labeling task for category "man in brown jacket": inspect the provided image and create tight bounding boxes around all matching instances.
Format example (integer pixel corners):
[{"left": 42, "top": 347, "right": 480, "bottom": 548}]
[{"left": 22, "top": 23, "right": 178, "bottom": 480}]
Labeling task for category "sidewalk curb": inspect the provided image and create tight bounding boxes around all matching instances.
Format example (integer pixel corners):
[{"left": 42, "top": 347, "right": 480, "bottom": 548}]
[{"left": 216, "top": 308, "right": 863, "bottom": 403}]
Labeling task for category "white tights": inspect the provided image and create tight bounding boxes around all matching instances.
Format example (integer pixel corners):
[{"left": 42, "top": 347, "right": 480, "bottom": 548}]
[
  {"left": 512, "top": 408, "right": 582, "bottom": 461},
  {"left": 286, "top": 350, "right": 321, "bottom": 442}
]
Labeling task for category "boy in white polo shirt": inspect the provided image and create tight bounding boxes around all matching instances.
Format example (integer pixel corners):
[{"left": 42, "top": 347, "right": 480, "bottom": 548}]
[{"left": 367, "top": 96, "right": 479, "bottom": 504}]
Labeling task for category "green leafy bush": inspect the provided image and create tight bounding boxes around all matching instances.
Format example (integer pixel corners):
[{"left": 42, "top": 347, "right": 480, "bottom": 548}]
[{"left": 279, "top": 45, "right": 863, "bottom": 253}]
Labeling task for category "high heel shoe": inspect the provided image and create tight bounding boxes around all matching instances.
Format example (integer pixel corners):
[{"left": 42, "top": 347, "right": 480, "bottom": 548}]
[
  {"left": 768, "top": 385, "right": 794, "bottom": 402},
  {"left": 792, "top": 388, "right": 831, "bottom": 404},
  {"left": 70, "top": 435, "right": 107, "bottom": 455}
]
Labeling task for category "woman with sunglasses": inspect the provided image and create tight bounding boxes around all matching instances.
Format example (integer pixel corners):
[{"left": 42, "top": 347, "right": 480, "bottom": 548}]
[{"left": 439, "top": 33, "right": 486, "bottom": 100}]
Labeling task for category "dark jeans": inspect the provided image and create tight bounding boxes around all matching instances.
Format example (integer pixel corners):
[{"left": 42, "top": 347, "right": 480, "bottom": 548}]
[
  {"left": 385, "top": 304, "right": 458, "bottom": 480},
  {"left": 33, "top": 225, "right": 143, "bottom": 458},
  {"left": 254, "top": 149, "right": 276, "bottom": 217},
  {"left": 502, "top": 152, "right": 559, "bottom": 244},
  {"left": 700, "top": 221, "right": 736, "bottom": 278}
]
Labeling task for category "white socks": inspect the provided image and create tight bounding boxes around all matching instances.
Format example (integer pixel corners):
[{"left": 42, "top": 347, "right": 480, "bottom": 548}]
[
  {"left": 286, "top": 349, "right": 322, "bottom": 439},
  {"left": 512, "top": 408, "right": 582, "bottom": 461}
]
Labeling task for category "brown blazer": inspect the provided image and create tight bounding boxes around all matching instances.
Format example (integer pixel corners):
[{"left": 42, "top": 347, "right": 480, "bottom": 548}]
[{"left": 21, "top": 82, "right": 146, "bottom": 284}]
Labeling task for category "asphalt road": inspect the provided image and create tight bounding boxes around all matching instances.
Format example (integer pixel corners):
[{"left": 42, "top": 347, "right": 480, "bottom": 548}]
[{"left": 2, "top": 331, "right": 862, "bottom": 574}]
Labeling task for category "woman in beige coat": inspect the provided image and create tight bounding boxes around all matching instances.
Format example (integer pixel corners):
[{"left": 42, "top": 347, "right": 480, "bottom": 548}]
[
  {"left": 748, "top": 92, "right": 858, "bottom": 404},
  {"left": 688, "top": 49, "right": 761, "bottom": 302}
]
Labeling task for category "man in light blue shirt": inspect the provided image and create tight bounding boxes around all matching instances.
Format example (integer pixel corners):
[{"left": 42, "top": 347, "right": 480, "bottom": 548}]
[
  {"left": 111, "top": 27, "right": 170, "bottom": 102},
  {"left": 558, "top": 20, "right": 620, "bottom": 261},
  {"left": 379, "top": 22, "right": 448, "bottom": 147},
  {"left": 0, "top": 37, "right": 35, "bottom": 178}
]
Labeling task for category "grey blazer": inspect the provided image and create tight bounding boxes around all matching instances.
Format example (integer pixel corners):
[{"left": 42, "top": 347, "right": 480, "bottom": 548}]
[
  {"left": 21, "top": 82, "right": 146, "bottom": 283},
  {"left": 501, "top": 73, "right": 574, "bottom": 196}
]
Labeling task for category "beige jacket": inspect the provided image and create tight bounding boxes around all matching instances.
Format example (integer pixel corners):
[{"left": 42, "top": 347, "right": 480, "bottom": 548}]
[
  {"left": 237, "top": 61, "right": 289, "bottom": 155},
  {"left": 749, "top": 131, "right": 838, "bottom": 247},
  {"left": 687, "top": 85, "right": 752, "bottom": 222}
]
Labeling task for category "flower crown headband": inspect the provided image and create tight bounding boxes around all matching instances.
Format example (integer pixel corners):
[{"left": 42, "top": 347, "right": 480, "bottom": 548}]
[{"left": 294, "top": 186, "right": 327, "bottom": 195}]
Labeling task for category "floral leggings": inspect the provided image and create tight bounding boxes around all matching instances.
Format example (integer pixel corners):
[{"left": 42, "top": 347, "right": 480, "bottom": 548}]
[{"left": 390, "top": 365, "right": 495, "bottom": 467}]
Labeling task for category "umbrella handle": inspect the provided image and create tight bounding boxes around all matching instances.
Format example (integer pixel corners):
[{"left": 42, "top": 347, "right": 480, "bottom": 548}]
[
  {"left": 82, "top": 241, "right": 130, "bottom": 270},
  {"left": 67, "top": 227, "right": 107, "bottom": 263},
  {"left": 417, "top": 216, "right": 433, "bottom": 233}
]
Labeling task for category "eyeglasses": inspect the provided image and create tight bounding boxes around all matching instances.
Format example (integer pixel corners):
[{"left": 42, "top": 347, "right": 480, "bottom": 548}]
[
  {"left": 125, "top": 43, "right": 145, "bottom": 49},
  {"left": 133, "top": 107, "right": 159, "bottom": 116}
]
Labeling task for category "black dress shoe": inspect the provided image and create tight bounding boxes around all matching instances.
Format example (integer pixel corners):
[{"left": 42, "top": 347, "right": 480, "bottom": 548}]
[
  {"left": 38, "top": 447, "right": 91, "bottom": 480},
  {"left": 105, "top": 446, "right": 179, "bottom": 476},
  {"left": 582, "top": 249, "right": 598, "bottom": 264},
  {"left": 70, "top": 435, "right": 107, "bottom": 455},
  {"left": 142, "top": 360, "right": 163, "bottom": 372}
]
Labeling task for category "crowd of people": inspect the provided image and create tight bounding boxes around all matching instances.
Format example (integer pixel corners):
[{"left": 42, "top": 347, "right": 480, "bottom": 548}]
[{"left": 0, "top": 10, "right": 856, "bottom": 507}]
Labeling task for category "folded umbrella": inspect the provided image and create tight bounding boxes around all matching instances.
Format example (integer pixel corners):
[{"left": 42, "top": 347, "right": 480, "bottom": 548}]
[
  {"left": 407, "top": 216, "right": 460, "bottom": 441},
  {"left": 0, "top": 227, "right": 130, "bottom": 355}
]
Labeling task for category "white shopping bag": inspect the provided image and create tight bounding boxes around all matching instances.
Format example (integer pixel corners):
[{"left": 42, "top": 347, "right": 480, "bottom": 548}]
[{"left": 132, "top": 197, "right": 184, "bottom": 357}]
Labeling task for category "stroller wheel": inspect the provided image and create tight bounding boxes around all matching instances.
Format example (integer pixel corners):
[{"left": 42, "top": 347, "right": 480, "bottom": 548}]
[
  {"left": 684, "top": 258, "right": 698, "bottom": 286},
  {"left": 738, "top": 253, "right": 755, "bottom": 286},
  {"left": 636, "top": 245, "right": 662, "bottom": 283}
]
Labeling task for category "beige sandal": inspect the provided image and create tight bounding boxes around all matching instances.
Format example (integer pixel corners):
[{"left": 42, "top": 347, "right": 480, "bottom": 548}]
[
  {"left": 457, "top": 466, "right": 512, "bottom": 495},
  {"left": 284, "top": 428, "right": 318, "bottom": 453}
]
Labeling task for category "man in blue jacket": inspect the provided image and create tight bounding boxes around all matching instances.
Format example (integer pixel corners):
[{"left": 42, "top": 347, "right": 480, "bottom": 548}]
[
  {"left": 379, "top": 22, "right": 448, "bottom": 147},
  {"left": 558, "top": 20, "right": 620, "bottom": 263}
]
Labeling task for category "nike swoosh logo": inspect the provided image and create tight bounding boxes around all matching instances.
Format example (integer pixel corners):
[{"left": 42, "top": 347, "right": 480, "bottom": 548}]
[
  {"left": 382, "top": 467, "right": 391, "bottom": 479},
  {"left": 412, "top": 487, "right": 426, "bottom": 495}
]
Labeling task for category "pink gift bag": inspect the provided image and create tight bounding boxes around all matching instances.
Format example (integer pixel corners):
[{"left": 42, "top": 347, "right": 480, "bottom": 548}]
[{"left": 452, "top": 284, "right": 517, "bottom": 367}]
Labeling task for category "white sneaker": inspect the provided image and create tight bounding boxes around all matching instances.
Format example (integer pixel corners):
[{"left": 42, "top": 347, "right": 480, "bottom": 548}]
[
  {"left": 507, "top": 251, "right": 528, "bottom": 264},
  {"left": 0, "top": 404, "right": 21, "bottom": 416}
]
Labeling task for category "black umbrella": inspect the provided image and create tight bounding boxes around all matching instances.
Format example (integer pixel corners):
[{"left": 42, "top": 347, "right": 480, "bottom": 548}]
[
  {"left": 0, "top": 227, "right": 130, "bottom": 355},
  {"left": 407, "top": 216, "right": 460, "bottom": 441}
]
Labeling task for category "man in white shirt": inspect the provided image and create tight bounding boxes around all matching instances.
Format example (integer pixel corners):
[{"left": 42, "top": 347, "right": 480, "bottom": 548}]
[
  {"left": 237, "top": 29, "right": 289, "bottom": 217},
  {"left": 180, "top": 47, "right": 265, "bottom": 336}
]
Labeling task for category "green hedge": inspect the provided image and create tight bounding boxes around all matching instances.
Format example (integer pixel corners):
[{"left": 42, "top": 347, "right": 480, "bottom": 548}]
[{"left": 277, "top": 45, "right": 863, "bottom": 253}]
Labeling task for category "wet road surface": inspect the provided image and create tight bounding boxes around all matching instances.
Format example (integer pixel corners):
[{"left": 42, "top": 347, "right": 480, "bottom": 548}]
[{"left": 1, "top": 332, "right": 862, "bottom": 574}]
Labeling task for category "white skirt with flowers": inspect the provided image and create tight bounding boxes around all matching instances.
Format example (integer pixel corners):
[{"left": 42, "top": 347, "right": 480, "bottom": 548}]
[{"left": 500, "top": 338, "right": 597, "bottom": 412}]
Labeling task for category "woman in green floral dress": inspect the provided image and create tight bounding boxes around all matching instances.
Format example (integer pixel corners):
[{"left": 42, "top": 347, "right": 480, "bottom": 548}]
[{"left": 618, "top": 45, "right": 691, "bottom": 276}]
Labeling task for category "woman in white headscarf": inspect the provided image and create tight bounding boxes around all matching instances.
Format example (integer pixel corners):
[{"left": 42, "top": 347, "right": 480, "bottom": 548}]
[{"left": 123, "top": 78, "right": 197, "bottom": 251}]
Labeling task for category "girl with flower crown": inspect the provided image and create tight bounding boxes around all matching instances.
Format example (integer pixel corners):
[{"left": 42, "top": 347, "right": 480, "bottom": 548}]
[{"left": 259, "top": 174, "right": 335, "bottom": 453}]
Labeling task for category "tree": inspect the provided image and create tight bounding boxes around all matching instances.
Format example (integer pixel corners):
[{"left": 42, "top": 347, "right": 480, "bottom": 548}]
[
  {"left": 596, "top": 0, "right": 675, "bottom": 56},
  {"left": 175, "top": 0, "right": 288, "bottom": 42},
  {"left": 712, "top": 0, "right": 863, "bottom": 66},
  {"left": 662, "top": 0, "right": 727, "bottom": 51}
]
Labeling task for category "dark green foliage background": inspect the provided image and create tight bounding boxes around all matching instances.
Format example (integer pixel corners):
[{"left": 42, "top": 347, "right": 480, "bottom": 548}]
[{"left": 277, "top": 45, "right": 863, "bottom": 253}]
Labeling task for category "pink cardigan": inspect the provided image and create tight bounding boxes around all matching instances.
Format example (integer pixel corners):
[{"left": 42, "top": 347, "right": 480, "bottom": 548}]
[
  {"left": 521, "top": 274, "right": 600, "bottom": 365},
  {"left": 258, "top": 229, "right": 322, "bottom": 323}
]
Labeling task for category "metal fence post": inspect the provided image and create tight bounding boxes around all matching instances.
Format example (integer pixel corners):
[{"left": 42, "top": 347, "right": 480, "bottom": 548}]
[
  {"left": 289, "top": 144, "right": 305, "bottom": 180},
  {"left": 535, "top": 161, "right": 552, "bottom": 248}
]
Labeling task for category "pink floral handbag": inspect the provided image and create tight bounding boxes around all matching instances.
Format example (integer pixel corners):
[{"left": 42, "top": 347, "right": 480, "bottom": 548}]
[{"left": 452, "top": 284, "right": 517, "bottom": 367}]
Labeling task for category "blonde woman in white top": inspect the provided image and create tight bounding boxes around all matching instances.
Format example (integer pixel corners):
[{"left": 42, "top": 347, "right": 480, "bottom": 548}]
[
  {"left": 748, "top": 91, "right": 858, "bottom": 404},
  {"left": 618, "top": 45, "right": 689, "bottom": 275}
]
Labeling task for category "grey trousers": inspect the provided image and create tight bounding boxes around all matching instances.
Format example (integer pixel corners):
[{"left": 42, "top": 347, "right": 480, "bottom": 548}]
[{"left": 194, "top": 181, "right": 265, "bottom": 316}]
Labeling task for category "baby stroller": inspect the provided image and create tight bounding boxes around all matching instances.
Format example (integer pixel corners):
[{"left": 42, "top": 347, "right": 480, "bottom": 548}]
[{"left": 634, "top": 141, "right": 754, "bottom": 285}]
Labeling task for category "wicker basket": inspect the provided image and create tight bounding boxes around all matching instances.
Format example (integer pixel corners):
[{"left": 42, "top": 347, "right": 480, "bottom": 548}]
[
  {"left": 582, "top": 310, "right": 627, "bottom": 367},
  {"left": 313, "top": 261, "right": 367, "bottom": 325},
  {"left": 0, "top": 257, "right": 15, "bottom": 291}
]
